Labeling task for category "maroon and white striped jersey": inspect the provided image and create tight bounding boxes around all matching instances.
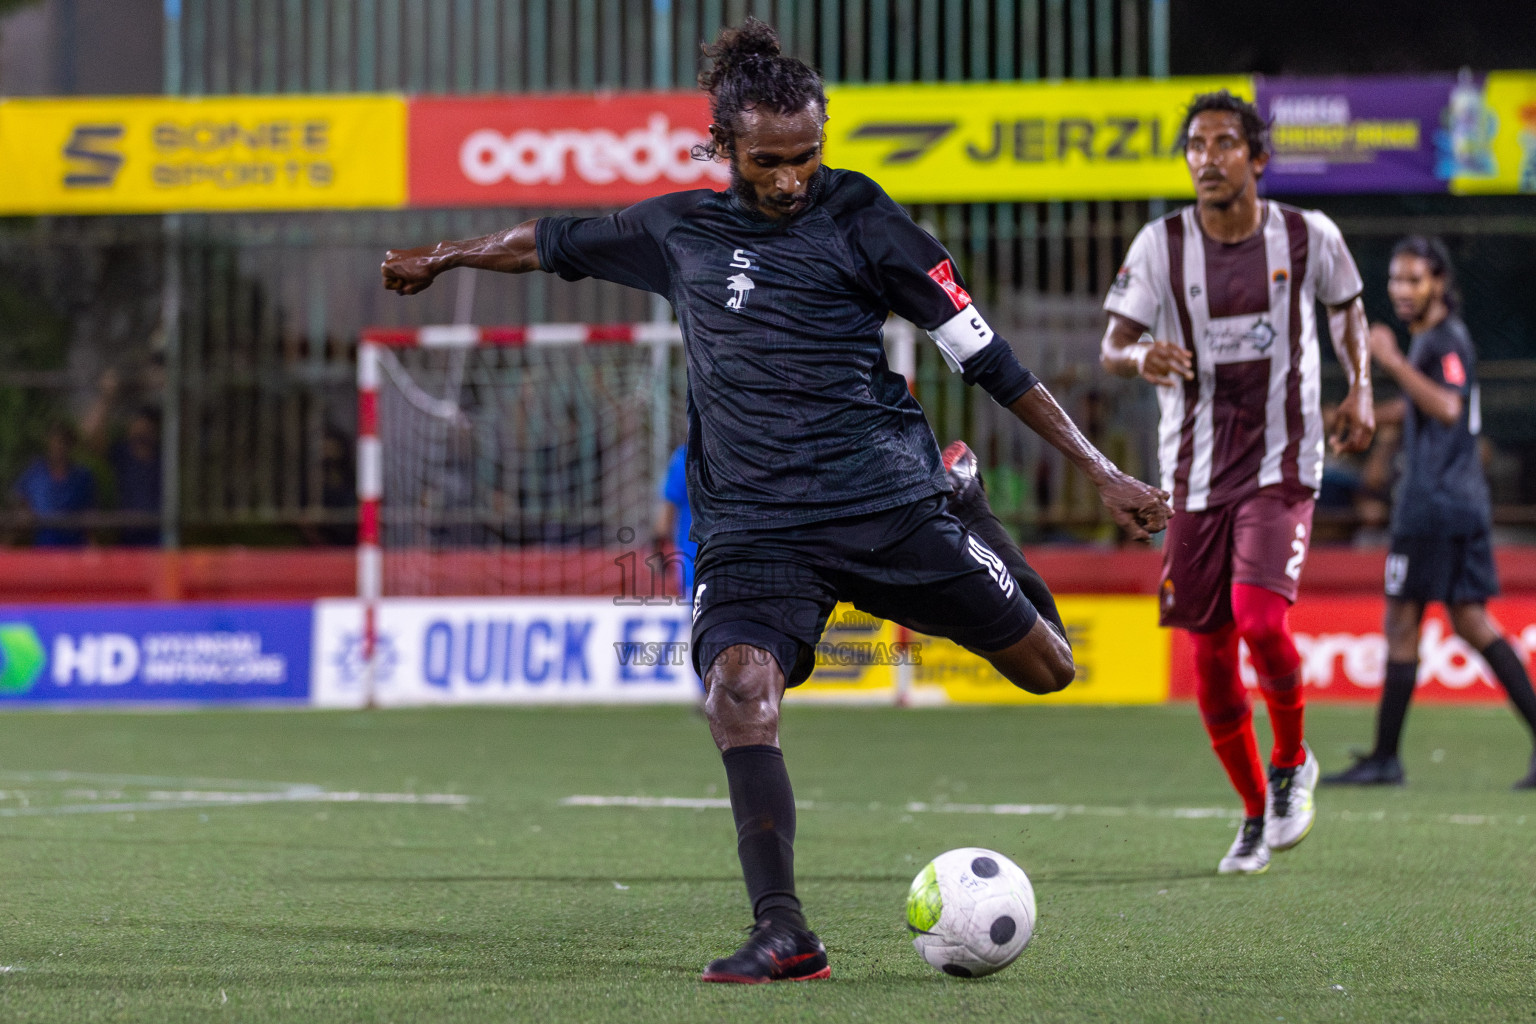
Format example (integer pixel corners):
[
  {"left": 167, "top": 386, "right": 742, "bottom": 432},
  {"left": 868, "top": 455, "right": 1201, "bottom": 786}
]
[{"left": 1104, "top": 201, "right": 1362, "bottom": 512}]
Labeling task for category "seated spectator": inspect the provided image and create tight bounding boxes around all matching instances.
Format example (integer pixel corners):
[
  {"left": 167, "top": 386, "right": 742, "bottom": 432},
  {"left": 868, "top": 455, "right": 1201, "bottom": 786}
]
[
  {"left": 11, "top": 422, "right": 96, "bottom": 547},
  {"left": 108, "top": 408, "right": 163, "bottom": 546}
]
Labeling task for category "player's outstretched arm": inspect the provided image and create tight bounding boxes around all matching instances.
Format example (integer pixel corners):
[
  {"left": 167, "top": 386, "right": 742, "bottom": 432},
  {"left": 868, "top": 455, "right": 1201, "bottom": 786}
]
[
  {"left": 1099, "top": 313, "right": 1193, "bottom": 386},
  {"left": 381, "top": 219, "right": 542, "bottom": 295},
  {"left": 1007, "top": 384, "right": 1172, "bottom": 542},
  {"left": 1326, "top": 298, "right": 1376, "bottom": 452},
  {"left": 1366, "top": 323, "right": 1462, "bottom": 426}
]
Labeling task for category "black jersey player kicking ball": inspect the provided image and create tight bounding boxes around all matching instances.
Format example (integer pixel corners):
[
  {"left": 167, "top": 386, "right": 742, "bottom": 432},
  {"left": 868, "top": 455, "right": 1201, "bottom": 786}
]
[{"left": 382, "top": 19, "right": 1171, "bottom": 984}]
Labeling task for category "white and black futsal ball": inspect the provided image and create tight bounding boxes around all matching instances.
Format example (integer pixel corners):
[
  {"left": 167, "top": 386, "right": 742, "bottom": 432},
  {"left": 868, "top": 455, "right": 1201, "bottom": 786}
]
[{"left": 905, "top": 847, "right": 1036, "bottom": 978}]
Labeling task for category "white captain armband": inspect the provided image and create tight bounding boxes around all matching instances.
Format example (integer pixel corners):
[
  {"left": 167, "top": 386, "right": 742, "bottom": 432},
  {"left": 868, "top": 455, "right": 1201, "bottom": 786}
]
[{"left": 926, "top": 304, "right": 995, "bottom": 371}]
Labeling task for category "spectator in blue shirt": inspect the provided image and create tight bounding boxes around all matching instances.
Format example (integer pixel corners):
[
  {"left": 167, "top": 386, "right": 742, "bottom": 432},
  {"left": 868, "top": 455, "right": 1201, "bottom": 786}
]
[
  {"left": 653, "top": 444, "right": 698, "bottom": 604},
  {"left": 12, "top": 422, "right": 97, "bottom": 547}
]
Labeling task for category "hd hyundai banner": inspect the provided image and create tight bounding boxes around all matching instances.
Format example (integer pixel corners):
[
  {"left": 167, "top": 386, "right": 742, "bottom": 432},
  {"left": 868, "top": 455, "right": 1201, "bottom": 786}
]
[{"left": 0, "top": 603, "right": 311, "bottom": 704}]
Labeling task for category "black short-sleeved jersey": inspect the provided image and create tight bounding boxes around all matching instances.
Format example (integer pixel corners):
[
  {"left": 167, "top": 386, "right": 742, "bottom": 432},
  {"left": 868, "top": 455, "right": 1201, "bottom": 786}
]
[
  {"left": 537, "top": 167, "right": 1030, "bottom": 541},
  {"left": 1391, "top": 315, "right": 1491, "bottom": 537}
]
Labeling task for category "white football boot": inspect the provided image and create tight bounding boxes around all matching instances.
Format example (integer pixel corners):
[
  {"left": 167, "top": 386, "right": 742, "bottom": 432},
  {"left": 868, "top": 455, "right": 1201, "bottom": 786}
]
[
  {"left": 1265, "top": 742, "right": 1319, "bottom": 851},
  {"left": 1217, "top": 816, "right": 1270, "bottom": 875}
]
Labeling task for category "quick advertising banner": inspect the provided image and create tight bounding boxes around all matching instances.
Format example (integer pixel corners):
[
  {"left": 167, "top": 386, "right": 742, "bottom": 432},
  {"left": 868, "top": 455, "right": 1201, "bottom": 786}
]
[
  {"left": 1167, "top": 597, "right": 1536, "bottom": 702},
  {"left": 407, "top": 93, "right": 728, "bottom": 208},
  {"left": 821, "top": 77, "right": 1252, "bottom": 202},
  {"left": 1256, "top": 76, "right": 1454, "bottom": 195},
  {"left": 0, "top": 95, "right": 406, "bottom": 214},
  {"left": 311, "top": 597, "right": 700, "bottom": 707},
  {"left": 0, "top": 603, "right": 312, "bottom": 704}
]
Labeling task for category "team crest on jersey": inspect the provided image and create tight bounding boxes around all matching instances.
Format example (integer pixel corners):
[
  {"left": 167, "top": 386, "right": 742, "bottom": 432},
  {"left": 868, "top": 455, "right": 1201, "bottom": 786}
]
[
  {"left": 927, "top": 259, "right": 972, "bottom": 311},
  {"left": 1160, "top": 577, "right": 1176, "bottom": 613},
  {"left": 725, "top": 272, "right": 755, "bottom": 310}
]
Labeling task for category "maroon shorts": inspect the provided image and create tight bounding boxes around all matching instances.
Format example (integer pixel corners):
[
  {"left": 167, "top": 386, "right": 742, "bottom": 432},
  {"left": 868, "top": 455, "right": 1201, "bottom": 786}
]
[{"left": 1158, "top": 486, "right": 1315, "bottom": 633}]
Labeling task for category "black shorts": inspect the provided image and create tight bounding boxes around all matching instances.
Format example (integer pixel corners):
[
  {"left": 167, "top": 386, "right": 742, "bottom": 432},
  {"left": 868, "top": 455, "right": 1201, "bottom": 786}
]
[
  {"left": 1384, "top": 530, "right": 1499, "bottom": 605},
  {"left": 690, "top": 494, "right": 1040, "bottom": 686}
]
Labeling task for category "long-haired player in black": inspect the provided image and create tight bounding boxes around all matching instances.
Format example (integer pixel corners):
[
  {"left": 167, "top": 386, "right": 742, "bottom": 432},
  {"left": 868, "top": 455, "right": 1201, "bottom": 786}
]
[
  {"left": 1322, "top": 237, "right": 1536, "bottom": 789},
  {"left": 382, "top": 18, "right": 1171, "bottom": 983}
]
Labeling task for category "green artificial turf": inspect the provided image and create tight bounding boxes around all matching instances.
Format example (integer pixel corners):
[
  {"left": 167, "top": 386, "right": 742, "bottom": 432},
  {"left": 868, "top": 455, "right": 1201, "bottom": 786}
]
[{"left": 1, "top": 703, "right": 1534, "bottom": 1023}]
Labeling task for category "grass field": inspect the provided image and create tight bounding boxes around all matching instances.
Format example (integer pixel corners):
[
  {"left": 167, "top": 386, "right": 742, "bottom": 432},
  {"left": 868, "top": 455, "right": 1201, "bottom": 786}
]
[{"left": 1, "top": 702, "right": 1534, "bottom": 1023}]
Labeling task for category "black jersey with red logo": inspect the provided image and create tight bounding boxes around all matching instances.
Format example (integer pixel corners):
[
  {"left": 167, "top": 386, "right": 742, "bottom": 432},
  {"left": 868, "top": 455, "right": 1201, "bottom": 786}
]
[
  {"left": 1392, "top": 315, "right": 1491, "bottom": 537},
  {"left": 537, "top": 167, "right": 1033, "bottom": 541}
]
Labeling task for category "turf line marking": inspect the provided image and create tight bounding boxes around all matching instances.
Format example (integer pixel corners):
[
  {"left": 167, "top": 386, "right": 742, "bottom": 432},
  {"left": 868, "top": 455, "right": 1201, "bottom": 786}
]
[
  {"left": 560, "top": 796, "right": 1526, "bottom": 827},
  {"left": 0, "top": 787, "right": 472, "bottom": 818},
  {"left": 0, "top": 769, "right": 300, "bottom": 790}
]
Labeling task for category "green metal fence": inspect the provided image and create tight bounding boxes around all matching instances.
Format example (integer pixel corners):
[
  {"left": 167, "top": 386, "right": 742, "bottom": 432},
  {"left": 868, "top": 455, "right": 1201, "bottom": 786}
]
[{"left": 10, "top": 1, "right": 1530, "bottom": 548}]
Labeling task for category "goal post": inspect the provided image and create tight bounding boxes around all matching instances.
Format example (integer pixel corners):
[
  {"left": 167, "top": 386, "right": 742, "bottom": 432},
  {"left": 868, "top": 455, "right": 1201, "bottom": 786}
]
[
  {"left": 356, "top": 322, "right": 686, "bottom": 701},
  {"left": 354, "top": 319, "right": 919, "bottom": 706}
]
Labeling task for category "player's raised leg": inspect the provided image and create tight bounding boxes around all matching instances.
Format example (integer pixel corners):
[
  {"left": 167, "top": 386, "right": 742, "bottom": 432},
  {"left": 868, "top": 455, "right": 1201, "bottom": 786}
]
[{"left": 942, "top": 441, "right": 1066, "bottom": 640}]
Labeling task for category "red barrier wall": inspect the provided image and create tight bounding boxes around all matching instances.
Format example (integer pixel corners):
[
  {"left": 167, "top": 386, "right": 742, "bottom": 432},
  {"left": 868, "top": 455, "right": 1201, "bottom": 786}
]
[{"left": 3, "top": 546, "right": 1535, "bottom": 603}]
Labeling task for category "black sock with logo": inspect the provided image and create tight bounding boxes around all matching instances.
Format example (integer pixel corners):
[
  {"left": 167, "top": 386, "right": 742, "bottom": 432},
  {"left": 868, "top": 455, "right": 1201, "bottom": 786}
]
[
  {"left": 1373, "top": 661, "right": 1418, "bottom": 759},
  {"left": 1482, "top": 638, "right": 1536, "bottom": 741},
  {"left": 721, "top": 744, "right": 805, "bottom": 929}
]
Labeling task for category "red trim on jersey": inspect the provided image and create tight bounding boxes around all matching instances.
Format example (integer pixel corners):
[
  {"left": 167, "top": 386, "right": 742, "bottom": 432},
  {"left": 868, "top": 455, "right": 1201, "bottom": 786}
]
[
  {"left": 1165, "top": 215, "right": 1198, "bottom": 509},
  {"left": 926, "top": 259, "right": 972, "bottom": 311},
  {"left": 1442, "top": 351, "right": 1467, "bottom": 386},
  {"left": 1280, "top": 209, "right": 1310, "bottom": 490}
]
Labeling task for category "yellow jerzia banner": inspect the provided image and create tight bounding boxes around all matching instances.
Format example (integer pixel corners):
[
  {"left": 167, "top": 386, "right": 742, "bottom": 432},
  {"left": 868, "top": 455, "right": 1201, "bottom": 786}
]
[
  {"left": 0, "top": 95, "right": 406, "bottom": 214},
  {"left": 788, "top": 596, "right": 1169, "bottom": 704},
  {"left": 824, "top": 76, "right": 1253, "bottom": 202}
]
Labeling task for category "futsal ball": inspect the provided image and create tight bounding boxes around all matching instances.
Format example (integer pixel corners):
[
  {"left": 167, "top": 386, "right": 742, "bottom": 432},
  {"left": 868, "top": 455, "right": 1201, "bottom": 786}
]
[{"left": 906, "top": 847, "right": 1036, "bottom": 978}]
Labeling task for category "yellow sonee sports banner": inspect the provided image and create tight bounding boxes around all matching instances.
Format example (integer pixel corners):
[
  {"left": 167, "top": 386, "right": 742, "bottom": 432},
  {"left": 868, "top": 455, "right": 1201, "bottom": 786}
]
[
  {"left": 824, "top": 76, "right": 1253, "bottom": 202},
  {"left": 0, "top": 95, "right": 406, "bottom": 214}
]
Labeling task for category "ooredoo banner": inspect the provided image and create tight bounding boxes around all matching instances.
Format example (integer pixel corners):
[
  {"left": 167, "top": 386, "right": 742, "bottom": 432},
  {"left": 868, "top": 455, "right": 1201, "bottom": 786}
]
[
  {"left": 407, "top": 93, "right": 728, "bottom": 208},
  {"left": 0, "top": 603, "right": 312, "bottom": 704},
  {"left": 1168, "top": 597, "right": 1536, "bottom": 702}
]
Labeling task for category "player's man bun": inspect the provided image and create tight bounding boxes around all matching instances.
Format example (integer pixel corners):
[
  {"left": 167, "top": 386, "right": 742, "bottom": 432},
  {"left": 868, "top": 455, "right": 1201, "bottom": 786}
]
[
  {"left": 694, "top": 18, "right": 827, "bottom": 161},
  {"left": 1178, "top": 89, "right": 1270, "bottom": 163}
]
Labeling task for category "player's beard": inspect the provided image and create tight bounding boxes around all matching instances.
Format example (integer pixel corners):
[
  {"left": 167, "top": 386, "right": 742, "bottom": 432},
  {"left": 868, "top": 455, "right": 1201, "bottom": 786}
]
[{"left": 729, "top": 165, "right": 826, "bottom": 220}]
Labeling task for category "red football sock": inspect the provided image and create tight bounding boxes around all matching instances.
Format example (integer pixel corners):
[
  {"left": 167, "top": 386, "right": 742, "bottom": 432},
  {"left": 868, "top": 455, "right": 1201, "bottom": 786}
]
[
  {"left": 1233, "top": 583, "right": 1306, "bottom": 769},
  {"left": 1192, "top": 625, "right": 1267, "bottom": 818}
]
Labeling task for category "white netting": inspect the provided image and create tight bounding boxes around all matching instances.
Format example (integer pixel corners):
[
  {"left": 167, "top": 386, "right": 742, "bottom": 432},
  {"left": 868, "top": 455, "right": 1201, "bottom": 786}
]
[{"left": 373, "top": 337, "right": 684, "bottom": 596}]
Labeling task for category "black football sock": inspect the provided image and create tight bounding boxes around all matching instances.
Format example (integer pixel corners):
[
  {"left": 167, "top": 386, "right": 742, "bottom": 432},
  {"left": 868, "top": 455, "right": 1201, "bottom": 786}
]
[
  {"left": 948, "top": 491, "right": 1066, "bottom": 639},
  {"left": 1373, "top": 661, "right": 1418, "bottom": 759},
  {"left": 721, "top": 744, "right": 805, "bottom": 928},
  {"left": 1481, "top": 639, "right": 1536, "bottom": 743}
]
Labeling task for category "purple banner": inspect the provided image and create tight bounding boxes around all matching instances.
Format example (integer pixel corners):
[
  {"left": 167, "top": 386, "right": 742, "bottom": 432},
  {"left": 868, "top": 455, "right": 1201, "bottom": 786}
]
[{"left": 1257, "top": 76, "right": 1455, "bottom": 195}]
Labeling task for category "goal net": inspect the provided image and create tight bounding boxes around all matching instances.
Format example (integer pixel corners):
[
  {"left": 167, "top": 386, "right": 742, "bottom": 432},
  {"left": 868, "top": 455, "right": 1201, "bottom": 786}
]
[{"left": 357, "top": 323, "right": 685, "bottom": 601}]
